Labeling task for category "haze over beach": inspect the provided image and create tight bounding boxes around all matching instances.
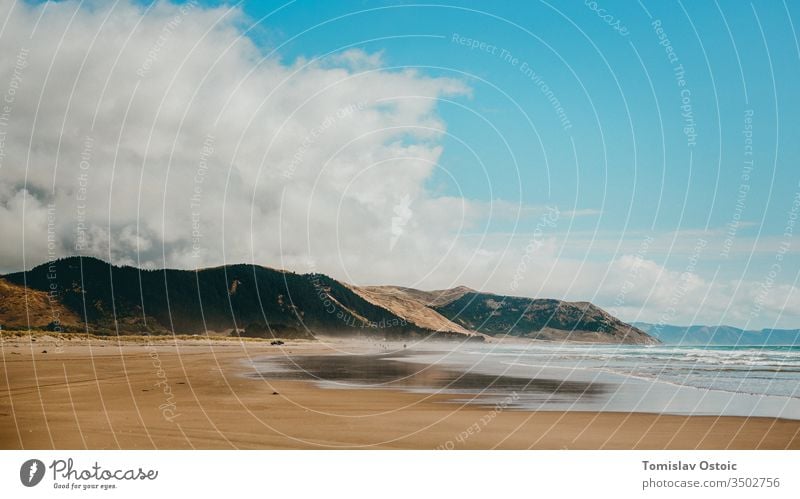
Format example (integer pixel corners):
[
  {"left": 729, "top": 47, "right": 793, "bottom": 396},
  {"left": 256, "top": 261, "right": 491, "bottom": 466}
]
[{"left": 1, "top": 0, "right": 800, "bottom": 453}]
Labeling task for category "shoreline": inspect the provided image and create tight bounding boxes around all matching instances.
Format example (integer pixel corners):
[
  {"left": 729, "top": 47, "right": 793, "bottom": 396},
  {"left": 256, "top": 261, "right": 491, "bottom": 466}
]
[{"left": 2, "top": 335, "right": 799, "bottom": 449}]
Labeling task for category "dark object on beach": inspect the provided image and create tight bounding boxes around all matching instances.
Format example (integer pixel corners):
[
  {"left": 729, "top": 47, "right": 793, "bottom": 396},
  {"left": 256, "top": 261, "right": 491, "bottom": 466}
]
[
  {"left": 241, "top": 322, "right": 311, "bottom": 340},
  {"left": 270, "top": 340, "right": 284, "bottom": 346},
  {"left": 272, "top": 392, "right": 279, "bottom": 395},
  {"left": 41, "top": 350, "right": 47, "bottom": 353},
  {"left": 403, "top": 344, "right": 407, "bottom": 348}
]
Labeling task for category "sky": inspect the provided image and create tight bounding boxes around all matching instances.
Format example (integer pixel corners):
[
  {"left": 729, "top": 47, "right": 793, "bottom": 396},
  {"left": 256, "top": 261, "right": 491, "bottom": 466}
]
[{"left": 0, "top": 0, "right": 799, "bottom": 329}]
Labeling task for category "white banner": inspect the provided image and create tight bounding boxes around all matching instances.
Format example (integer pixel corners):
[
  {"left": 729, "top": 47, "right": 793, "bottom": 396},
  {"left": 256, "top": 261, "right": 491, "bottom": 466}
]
[{"left": 1, "top": 451, "right": 798, "bottom": 498}]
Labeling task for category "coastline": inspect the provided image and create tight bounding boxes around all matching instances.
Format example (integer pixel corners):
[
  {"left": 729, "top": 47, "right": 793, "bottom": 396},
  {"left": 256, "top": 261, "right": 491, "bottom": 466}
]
[{"left": 1, "top": 335, "right": 799, "bottom": 449}]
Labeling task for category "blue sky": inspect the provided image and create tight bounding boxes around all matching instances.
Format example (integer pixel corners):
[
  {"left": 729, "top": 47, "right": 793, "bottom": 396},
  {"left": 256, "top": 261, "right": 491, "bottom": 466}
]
[{"left": 3, "top": 0, "right": 799, "bottom": 328}]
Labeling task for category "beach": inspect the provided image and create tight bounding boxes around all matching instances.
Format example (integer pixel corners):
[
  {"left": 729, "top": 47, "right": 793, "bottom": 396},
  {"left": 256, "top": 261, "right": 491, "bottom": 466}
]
[{"left": 1, "top": 334, "right": 799, "bottom": 450}]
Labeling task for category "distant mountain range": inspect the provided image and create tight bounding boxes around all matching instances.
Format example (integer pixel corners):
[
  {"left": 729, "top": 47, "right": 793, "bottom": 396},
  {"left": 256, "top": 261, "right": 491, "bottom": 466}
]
[
  {"left": 634, "top": 322, "right": 800, "bottom": 346},
  {"left": 0, "top": 256, "right": 656, "bottom": 344}
]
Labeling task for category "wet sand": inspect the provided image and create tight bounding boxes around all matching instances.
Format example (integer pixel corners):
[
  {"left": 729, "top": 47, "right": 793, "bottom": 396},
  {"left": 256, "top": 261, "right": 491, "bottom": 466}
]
[
  {"left": 249, "top": 350, "right": 610, "bottom": 398},
  {"left": 1, "top": 335, "right": 799, "bottom": 449}
]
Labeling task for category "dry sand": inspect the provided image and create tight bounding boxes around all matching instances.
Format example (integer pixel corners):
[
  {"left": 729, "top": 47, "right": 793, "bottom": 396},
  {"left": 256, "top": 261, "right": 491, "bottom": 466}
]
[{"left": 1, "top": 334, "right": 799, "bottom": 449}]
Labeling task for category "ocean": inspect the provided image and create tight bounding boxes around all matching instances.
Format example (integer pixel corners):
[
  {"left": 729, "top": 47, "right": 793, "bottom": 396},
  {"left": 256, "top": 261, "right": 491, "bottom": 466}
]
[
  {"left": 251, "top": 341, "right": 800, "bottom": 420},
  {"left": 431, "top": 344, "right": 800, "bottom": 398}
]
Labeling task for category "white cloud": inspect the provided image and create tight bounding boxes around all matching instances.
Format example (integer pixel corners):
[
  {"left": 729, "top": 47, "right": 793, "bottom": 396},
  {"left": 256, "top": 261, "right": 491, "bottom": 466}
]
[
  {"left": 0, "top": 0, "right": 467, "bottom": 271},
  {"left": 323, "top": 49, "right": 385, "bottom": 71}
]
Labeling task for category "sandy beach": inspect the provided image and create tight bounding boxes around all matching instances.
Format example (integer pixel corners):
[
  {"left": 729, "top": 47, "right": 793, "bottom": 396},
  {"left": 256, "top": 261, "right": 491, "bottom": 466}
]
[{"left": 1, "top": 334, "right": 799, "bottom": 450}]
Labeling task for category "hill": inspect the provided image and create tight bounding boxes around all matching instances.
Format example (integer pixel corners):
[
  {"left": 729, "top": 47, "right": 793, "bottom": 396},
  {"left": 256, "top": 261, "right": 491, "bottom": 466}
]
[
  {"left": 0, "top": 256, "right": 656, "bottom": 344},
  {"left": 352, "top": 285, "right": 656, "bottom": 344},
  {"left": 0, "top": 277, "right": 83, "bottom": 331},
  {"left": 1, "top": 257, "right": 457, "bottom": 339}
]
